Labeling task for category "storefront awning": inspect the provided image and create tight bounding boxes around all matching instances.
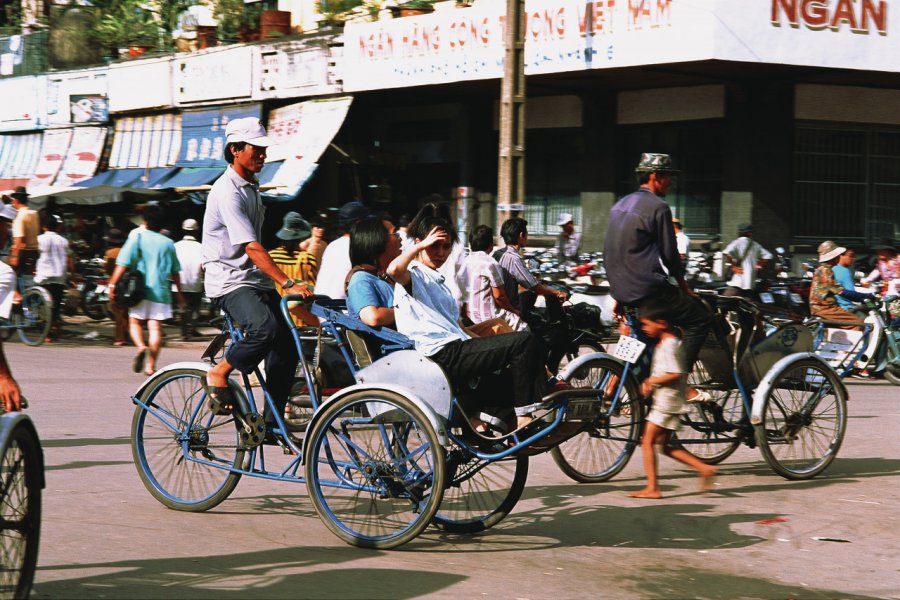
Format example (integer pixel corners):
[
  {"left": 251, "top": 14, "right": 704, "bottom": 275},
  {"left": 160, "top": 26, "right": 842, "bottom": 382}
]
[
  {"left": 27, "top": 184, "right": 169, "bottom": 209},
  {"left": 261, "top": 97, "right": 352, "bottom": 200},
  {"left": 0, "top": 132, "right": 41, "bottom": 193},
  {"left": 160, "top": 167, "right": 224, "bottom": 190}
]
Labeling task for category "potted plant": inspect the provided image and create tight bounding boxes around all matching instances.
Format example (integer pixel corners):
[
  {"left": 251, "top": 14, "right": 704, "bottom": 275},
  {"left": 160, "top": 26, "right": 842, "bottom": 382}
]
[
  {"left": 318, "top": 0, "right": 365, "bottom": 27},
  {"left": 91, "top": 0, "right": 160, "bottom": 57},
  {"left": 395, "top": 0, "right": 434, "bottom": 17}
]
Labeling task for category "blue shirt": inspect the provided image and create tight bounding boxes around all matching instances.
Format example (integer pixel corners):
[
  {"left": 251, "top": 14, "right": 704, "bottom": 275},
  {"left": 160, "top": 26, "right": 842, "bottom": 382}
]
[
  {"left": 832, "top": 264, "right": 855, "bottom": 309},
  {"left": 117, "top": 229, "right": 181, "bottom": 304},
  {"left": 347, "top": 270, "right": 394, "bottom": 318}
]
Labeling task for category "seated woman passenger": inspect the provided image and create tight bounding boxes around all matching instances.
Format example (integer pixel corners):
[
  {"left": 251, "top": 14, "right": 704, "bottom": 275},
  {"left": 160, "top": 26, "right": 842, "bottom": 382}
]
[
  {"left": 346, "top": 217, "right": 402, "bottom": 327},
  {"left": 387, "top": 215, "right": 547, "bottom": 430}
]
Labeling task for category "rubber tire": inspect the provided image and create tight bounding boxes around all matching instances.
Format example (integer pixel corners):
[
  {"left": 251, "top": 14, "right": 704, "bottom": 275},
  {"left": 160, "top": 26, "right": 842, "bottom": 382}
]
[
  {"left": 884, "top": 363, "right": 900, "bottom": 386},
  {"left": 756, "top": 358, "right": 847, "bottom": 480},
  {"left": 0, "top": 421, "right": 42, "bottom": 600},
  {"left": 81, "top": 297, "right": 109, "bottom": 321},
  {"left": 557, "top": 341, "right": 604, "bottom": 382},
  {"left": 17, "top": 287, "right": 51, "bottom": 346},
  {"left": 432, "top": 450, "right": 528, "bottom": 534},
  {"left": 677, "top": 360, "right": 743, "bottom": 465},
  {"left": 304, "top": 390, "right": 445, "bottom": 549},
  {"left": 551, "top": 357, "right": 643, "bottom": 483},
  {"left": 131, "top": 369, "right": 245, "bottom": 511}
]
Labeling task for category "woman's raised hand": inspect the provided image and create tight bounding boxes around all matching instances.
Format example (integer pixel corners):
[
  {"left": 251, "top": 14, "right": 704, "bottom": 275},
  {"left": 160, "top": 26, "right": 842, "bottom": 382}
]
[{"left": 419, "top": 226, "right": 449, "bottom": 249}]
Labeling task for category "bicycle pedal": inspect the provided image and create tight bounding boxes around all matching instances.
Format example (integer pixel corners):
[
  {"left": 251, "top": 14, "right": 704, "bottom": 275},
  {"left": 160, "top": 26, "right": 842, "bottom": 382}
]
[{"left": 236, "top": 412, "right": 266, "bottom": 448}]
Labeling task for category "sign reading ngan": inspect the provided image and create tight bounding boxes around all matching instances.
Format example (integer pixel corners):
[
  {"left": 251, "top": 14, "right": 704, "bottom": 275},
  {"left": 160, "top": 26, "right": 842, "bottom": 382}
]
[{"left": 771, "top": 0, "right": 887, "bottom": 35}]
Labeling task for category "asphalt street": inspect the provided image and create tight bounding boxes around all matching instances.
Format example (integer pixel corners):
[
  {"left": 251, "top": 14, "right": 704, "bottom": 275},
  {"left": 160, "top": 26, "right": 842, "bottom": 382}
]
[{"left": 6, "top": 323, "right": 899, "bottom": 599}]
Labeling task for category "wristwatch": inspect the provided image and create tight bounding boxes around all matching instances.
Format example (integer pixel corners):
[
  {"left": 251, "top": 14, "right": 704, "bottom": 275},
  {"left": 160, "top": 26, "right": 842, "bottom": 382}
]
[{"left": 281, "top": 278, "right": 296, "bottom": 290}]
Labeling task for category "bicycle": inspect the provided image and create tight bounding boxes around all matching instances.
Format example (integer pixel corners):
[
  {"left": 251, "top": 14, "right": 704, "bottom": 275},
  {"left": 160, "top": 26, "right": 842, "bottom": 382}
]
[
  {"left": 550, "top": 292, "right": 848, "bottom": 482},
  {"left": 0, "top": 276, "right": 52, "bottom": 347},
  {"left": 0, "top": 409, "right": 44, "bottom": 600}
]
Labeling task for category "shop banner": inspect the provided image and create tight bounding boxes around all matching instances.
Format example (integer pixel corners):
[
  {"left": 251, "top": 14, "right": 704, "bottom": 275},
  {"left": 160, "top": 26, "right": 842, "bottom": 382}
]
[
  {"left": 0, "top": 76, "right": 41, "bottom": 131},
  {"left": 255, "top": 43, "right": 338, "bottom": 100},
  {"left": 45, "top": 68, "right": 109, "bottom": 126},
  {"left": 0, "top": 133, "right": 42, "bottom": 180},
  {"left": 343, "top": 0, "right": 899, "bottom": 91},
  {"left": 108, "top": 57, "right": 174, "bottom": 112},
  {"left": 174, "top": 46, "right": 254, "bottom": 105},
  {"left": 29, "top": 128, "right": 73, "bottom": 188},
  {"left": 55, "top": 126, "right": 107, "bottom": 187},
  {"left": 264, "top": 97, "right": 353, "bottom": 197},
  {"left": 109, "top": 113, "right": 182, "bottom": 168},
  {"left": 177, "top": 104, "right": 261, "bottom": 168}
]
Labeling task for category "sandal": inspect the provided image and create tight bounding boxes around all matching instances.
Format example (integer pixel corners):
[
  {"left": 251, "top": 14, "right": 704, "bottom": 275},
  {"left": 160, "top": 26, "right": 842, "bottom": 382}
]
[
  {"left": 132, "top": 349, "right": 147, "bottom": 374},
  {"left": 201, "top": 375, "right": 234, "bottom": 416}
]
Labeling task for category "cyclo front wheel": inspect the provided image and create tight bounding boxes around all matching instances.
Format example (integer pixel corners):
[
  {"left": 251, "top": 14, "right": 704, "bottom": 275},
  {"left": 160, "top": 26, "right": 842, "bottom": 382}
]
[
  {"left": 551, "top": 357, "right": 643, "bottom": 483},
  {"left": 432, "top": 444, "right": 528, "bottom": 534},
  {"left": 17, "top": 287, "right": 51, "bottom": 346},
  {"left": 131, "top": 369, "right": 245, "bottom": 511},
  {"left": 756, "top": 358, "right": 847, "bottom": 480},
  {"left": 304, "top": 390, "right": 445, "bottom": 549},
  {"left": 0, "top": 419, "right": 42, "bottom": 600}
]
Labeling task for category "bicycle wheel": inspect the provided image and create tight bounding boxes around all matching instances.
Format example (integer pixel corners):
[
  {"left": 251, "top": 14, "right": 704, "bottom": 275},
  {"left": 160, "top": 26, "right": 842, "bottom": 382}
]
[
  {"left": 17, "top": 287, "right": 51, "bottom": 346},
  {"left": 677, "top": 360, "right": 743, "bottom": 464},
  {"left": 557, "top": 341, "right": 604, "bottom": 384},
  {"left": 551, "top": 358, "right": 643, "bottom": 483},
  {"left": 432, "top": 445, "right": 528, "bottom": 534},
  {"left": 304, "top": 390, "right": 445, "bottom": 549},
  {"left": 756, "top": 359, "right": 847, "bottom": 480},
  {"left": 131, "top": 369, "right": 245, "bottom": 511},
  {"left": 0, "top": 421, "right": 42, "bottom": 600}
]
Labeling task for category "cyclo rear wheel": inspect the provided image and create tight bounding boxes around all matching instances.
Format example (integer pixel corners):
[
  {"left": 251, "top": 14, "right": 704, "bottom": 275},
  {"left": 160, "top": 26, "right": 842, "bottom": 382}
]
[
  {"left": 0, "top": 419, "right": 42, "bottom": 600},
  {"left": 131, "top": 369, "right": 245, "bottom": 511},
  {"left": 756, "top": 358, "right": 847, "bottom": 480},
  {"left": 551, "top": 357, "right": 643, "bottom": 483},
  {"left": 432, "top": 443, "right": 528, "bottom": 534},
  {"left": 17, "top": 287, "right": 51, "bottom": 347},
  {"left": 304, "top": 390, "right": 445, "bottom": 549},
  {"left": 676, "top": 360, "right": 743, "bottom": 465}
]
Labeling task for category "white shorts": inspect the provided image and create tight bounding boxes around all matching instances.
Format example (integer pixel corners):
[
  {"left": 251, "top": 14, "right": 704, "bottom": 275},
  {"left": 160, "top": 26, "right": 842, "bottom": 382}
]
[
  {"left": 0, "top": 262, "right": 14, "bottom": 320},
  {"left": 129, "top": 300, "right": 173, "bottom": 321}
]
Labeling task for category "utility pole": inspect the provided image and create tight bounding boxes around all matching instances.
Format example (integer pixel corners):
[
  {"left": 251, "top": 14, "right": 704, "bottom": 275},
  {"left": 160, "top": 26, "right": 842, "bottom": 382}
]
[{"left": 497, "top": 0, "right": 526, "bottom": 225}]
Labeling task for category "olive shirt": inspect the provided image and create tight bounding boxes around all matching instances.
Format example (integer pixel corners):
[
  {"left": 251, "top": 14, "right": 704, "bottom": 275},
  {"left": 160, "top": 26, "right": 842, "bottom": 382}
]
[{"left": 202, "top": 167, "right": 273, "bottom": 298}]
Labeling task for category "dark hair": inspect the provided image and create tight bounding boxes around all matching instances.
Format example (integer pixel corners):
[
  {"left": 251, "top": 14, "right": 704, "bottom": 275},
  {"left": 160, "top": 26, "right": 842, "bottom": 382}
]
[
  {"left": 350, "top": 217, "right": 389, "bottom": 267},
  {"left": 500, "top": 217, "right": 528, "bottom": 245},
  {"left": 40, "top": 212, "right": 61, "bottom": 232},
  {"left": 142, "top": 205, "right": 165, "bottom": 232},
  {"left": 377, "top": 210, "right": 397, "bottom": 227},
  {"left": 408, "top": 202, "right": 456, "bottom": 245},
  {"left": 224, "top": 141, "right": 247, "bottom": 165},
  {"left": 469, "top": 224, "right": 494, "bottom": 252},
  {"left": 636, "top": 171, "right": 652, "bottom": 186},
  {"left": 638, "top": 298, "right": 672, "bottom": 322},
  {"left": 398, "top": 213, "right": 411, "bottom": 227}
]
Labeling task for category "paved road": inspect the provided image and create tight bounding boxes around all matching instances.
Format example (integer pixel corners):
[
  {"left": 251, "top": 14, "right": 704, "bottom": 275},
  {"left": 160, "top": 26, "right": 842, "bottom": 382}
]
[{"left": 6, "top": 334, "right": 899, "bottom": 599}]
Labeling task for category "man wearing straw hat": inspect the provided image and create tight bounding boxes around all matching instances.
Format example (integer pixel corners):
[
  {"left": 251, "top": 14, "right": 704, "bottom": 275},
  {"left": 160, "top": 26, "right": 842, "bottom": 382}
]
[{"left": 810, "top": 240, "right": 874, "bottom": 329}]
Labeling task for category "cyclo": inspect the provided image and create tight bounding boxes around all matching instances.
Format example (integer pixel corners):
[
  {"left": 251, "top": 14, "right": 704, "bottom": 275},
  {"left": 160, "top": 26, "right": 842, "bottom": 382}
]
[
  {"left": 549, "top": 291, "right": 848, "bottom": 484},
  {"left": 130, "top": 295, "right": 619, "bottom": 549}
]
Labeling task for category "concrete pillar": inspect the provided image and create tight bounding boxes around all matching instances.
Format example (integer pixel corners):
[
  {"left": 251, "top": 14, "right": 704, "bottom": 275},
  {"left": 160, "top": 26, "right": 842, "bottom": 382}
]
[
  {"left": 720, "top": 191, "right": 753, "bottom": 245},
  {"left": 581, "top": 191, "right": 616, "bottom": 252}
]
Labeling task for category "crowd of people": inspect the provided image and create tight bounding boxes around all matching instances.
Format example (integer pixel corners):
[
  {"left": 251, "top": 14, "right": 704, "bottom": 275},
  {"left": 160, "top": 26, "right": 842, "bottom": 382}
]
[{"left": 1, "top": 115, "right": 898, "bottom": 498}]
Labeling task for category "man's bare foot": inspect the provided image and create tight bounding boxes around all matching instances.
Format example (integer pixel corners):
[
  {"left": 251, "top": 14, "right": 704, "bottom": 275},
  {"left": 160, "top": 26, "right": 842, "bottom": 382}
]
[
  {"left": 515, "top": 415, "right": 533, "bottom": 429},
  {"left": 628, "top": 488, "right": 663, "bottom": 499},
  {"left": 699, "top": 468, "right": 717, "bottom": 492},
  {"left": 206, "top": 369, "right": 229, "bottom": 389},
  {"left": 468, "top": 415, "right": 490, "bottom": 433}
]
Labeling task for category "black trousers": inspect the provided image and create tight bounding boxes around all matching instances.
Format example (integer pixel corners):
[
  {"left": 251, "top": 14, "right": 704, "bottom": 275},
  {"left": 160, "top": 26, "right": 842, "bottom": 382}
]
[
  {"left": 429, "top": 331, "right": 546, "bottom": 416},
  {"left": 42, "top": 282, "right": 65, "bottom": 330},
  {"left": 631, "top": 285, "right": 712, "bottom": 372},
  {"left": 180, "top": 291, "right": 202, "bottom": 337},
  {"left": 214, "top": 287, "right": 298, "bottom": 426}
]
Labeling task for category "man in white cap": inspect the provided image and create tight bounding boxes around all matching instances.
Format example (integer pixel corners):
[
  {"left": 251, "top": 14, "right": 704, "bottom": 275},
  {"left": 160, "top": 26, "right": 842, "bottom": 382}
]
[
  {"left": 0, "top": 203, "right": 24, "bottom": 411},
  {"left": 200, "top": 117, "right": 312, "bottom": 445},
  {"left": 175, "top": 218, "right": 203, "bottom": 340},
  {"left": 556, "top": 212, "right": 581, "bottom": 264},
  {"left": 810, "top": 240, "right": 873, "bottom": 329}
]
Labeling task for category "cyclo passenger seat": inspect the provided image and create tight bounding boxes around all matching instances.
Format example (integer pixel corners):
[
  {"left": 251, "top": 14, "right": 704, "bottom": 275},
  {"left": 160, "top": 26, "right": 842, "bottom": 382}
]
[{"left": 310, "top": 299, "right": 414, "bottom": 368}]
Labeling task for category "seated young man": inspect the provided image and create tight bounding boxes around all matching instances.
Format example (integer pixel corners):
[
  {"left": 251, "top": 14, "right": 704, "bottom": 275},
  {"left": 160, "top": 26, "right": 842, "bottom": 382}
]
[
  {"left": 462, "top": 224, "right": 526, "bottom": 334},
  {"left": 387, "top": 214, "right": 552, "bottom": 431}
]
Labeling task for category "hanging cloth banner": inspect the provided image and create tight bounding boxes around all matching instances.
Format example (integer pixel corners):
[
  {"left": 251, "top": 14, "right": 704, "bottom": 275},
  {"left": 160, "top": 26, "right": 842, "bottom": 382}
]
[
  {"left": 177, "top": 103, "right": 262, "bottom": 168},
  {"left": 29, "top": 129, "right": 74, "bottom": 188},
  {"left": 55, "top": 126, "right": 108, "bottom": 188}
]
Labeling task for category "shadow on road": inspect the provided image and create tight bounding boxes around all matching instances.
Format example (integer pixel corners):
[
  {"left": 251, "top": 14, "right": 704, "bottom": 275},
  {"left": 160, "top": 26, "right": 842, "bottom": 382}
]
[
  {"left": 632, "top": 565, "right": 883, "bottom": 600},
  {"left": 35, "top": 547, "right": 465, "bottom": 599},
  {"left": 42, "top": 436, "right": 132, "bottom": 448}
]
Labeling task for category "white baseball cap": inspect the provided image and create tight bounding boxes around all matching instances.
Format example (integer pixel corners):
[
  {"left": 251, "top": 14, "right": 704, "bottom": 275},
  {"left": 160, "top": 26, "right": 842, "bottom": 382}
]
[
  {"left": 556, "top": 212, "right": 574, "bottom": 226},
  {"left": 182, "top": 218, "right": 199, "bottom": 231},
  {"left": 225, "top": 117, "right": 271, "bottom": 147}
]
